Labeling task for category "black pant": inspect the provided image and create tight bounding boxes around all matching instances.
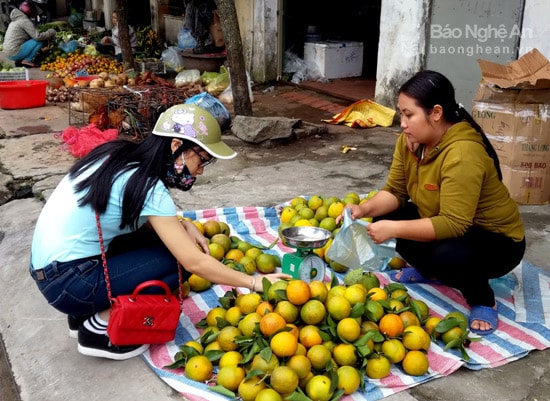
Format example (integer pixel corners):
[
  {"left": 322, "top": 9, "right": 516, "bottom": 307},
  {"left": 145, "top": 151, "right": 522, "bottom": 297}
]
[{"left": 377, "top": 202, "right": 525, "bottom": 307}]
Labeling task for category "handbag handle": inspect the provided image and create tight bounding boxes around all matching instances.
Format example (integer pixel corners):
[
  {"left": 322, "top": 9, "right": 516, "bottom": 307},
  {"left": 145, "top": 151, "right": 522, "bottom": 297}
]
[
  {"left": 131, "top": 280, "right": 174, "bottom": 302},
  {"left": 95, "top": 212, "right": 183, "bottom": 304}
]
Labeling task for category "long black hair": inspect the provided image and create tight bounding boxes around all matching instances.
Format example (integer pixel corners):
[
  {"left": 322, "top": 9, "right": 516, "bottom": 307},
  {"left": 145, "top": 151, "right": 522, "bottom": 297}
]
[
  {"left": 69, "top": 134, "right": 193, "bottom": 230},
  {"left": 399, "top": 70, "right": 502, "bottom": 180}
]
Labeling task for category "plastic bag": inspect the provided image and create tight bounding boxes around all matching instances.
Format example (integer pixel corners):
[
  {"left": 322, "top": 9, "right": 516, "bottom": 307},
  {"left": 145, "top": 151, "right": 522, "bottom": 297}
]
[
  {"left": 326, "top": 209, "right": 396, "bottom": 271},
  {"left": 185, "top": 92, "right": 231, "bottom": 130},
  {"left": 161, "top": 46, "right": 185, "bottom": 72},
  {"left": 206, "top": 68, "right": 230, "bottom": 96},
  {"left": 218, "top": 68, "right": 254, "bottom": 104},
  {"left": 59, "top": 40, "right": 78, "bottom": 53},
  {"left": 58, "top": 124, "right": 118, "bottom": 158},
  {"left": 175, "top": 69, "right": 201, "bottom": 85},
  {"left": 178, "top": 28, "right": 197, "bottom": 50},
  {"left": 322, "top": 99, "right": 396, "bottom": 128}
]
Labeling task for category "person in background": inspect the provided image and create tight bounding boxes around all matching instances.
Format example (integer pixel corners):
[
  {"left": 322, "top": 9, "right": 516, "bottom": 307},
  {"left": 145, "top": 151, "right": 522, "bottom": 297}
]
[
  {"left": 3, "top": 1, "right": 56, "bottom": 68},
  {"left": 29, "top": 104, "right": 290, "bottom": 361},
  {"left": 96, "top": 10, "right": 137, "bottom": 62},
  {"left": 340, "top": 70, "right": 525, "bottom": 336}
]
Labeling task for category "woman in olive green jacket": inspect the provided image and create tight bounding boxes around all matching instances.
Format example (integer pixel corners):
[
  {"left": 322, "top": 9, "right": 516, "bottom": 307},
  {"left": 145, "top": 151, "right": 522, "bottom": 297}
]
[{"left": 344, "top": 70, "right": 525, "bottom": 335}]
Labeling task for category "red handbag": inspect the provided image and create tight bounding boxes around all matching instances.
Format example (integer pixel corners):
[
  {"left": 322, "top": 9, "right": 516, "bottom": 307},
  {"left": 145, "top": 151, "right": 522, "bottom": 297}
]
[{"left": 96, "top": 213, "right": 183, "bottom": 346}]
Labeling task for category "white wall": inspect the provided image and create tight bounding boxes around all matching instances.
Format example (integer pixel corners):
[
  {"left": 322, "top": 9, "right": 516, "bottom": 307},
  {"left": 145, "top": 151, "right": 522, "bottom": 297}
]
[
  {"left": 375, "top": 0, "right": 429, "bottom": 107},
  {"left": 519, "top": 0, "right": 550, "bottom": 59}
]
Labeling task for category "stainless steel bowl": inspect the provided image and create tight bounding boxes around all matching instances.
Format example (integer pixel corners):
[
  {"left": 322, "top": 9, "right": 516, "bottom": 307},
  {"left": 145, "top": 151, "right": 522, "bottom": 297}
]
[{"left": 280, "top": 226, "right": 332, "bottom": 249}]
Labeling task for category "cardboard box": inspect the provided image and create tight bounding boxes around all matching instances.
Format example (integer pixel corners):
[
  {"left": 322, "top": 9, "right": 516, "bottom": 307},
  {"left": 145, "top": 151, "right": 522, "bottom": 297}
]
[
  {"left": 304, "top": 41, "right": 363, "bottom": 79},
  {"left": 472, "top": 49, "right": 550, "bottom": 204}
]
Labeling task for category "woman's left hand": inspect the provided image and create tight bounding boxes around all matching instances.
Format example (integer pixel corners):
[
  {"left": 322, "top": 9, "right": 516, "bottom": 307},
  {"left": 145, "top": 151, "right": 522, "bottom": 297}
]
[
  {"left": 181, "top": 220, "right": 209, "bottom": 254},
  {"left": 366, "top": 220, "right": 395, "bottom": 244}
]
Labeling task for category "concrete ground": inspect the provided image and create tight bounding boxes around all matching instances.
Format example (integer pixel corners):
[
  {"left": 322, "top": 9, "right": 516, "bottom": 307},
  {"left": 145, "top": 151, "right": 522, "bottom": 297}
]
[{"left": 0, "top": 66, "right": 549, "bottom": 401}]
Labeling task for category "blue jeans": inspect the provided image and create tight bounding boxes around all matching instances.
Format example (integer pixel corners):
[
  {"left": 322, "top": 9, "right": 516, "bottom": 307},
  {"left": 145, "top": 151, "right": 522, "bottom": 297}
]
[
  {"left": 29, "top": 228, "right": 189, "bottom": 317},
  {"left": 8, "top": 39, "right": 43, "bottom": 63},
  {"left": 377, "top": 202, "right": 525, "bottom": 307}
]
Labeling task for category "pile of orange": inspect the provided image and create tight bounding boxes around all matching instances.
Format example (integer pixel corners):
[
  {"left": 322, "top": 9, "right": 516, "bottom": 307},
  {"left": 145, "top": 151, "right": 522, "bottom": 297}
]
[
  {"left": 167, "top": 275, "right": 469, "bottom": 400},
  {"left": 277, "top": 193, "right": 378, "bottom": 273},
  {"left": 178, "top": 217, "right": 282, "bottom": 293}
]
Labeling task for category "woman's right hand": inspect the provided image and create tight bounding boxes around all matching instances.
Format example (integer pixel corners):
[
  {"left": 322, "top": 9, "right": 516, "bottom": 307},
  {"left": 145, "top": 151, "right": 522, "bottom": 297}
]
[
  {"left": 252, "top": 273, "right": 292, "bottom": 291},
  {"left": 335, "top": 204, "right": 363, "bottom": 225}
]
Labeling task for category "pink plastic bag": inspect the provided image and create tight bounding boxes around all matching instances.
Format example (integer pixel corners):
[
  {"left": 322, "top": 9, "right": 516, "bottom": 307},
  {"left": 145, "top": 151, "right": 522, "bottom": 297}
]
[{"left": 58, "top": 124, "right": 118, "bottom": 158}]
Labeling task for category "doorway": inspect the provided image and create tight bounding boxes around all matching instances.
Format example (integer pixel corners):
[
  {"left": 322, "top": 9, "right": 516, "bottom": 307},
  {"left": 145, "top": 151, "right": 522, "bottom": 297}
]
[{"left": 282, "top": 0, "right": 381, "bottom": 101}]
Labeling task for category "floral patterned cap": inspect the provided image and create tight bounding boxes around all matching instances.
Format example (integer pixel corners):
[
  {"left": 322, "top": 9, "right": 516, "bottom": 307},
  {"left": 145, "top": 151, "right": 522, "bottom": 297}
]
[{"left": 152, "top": 104, "right": 236, "bottom": 159}]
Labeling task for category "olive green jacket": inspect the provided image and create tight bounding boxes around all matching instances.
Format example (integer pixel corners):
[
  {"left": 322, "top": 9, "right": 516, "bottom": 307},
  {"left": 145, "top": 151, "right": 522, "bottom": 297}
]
[{"left": 381, "top": 121, "right": 524, "bottom": 241}]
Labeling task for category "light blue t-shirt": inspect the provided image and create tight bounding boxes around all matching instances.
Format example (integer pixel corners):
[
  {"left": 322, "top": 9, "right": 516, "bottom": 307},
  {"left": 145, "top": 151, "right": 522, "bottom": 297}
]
[{"left": 31, "top": 164, "right": 176, "bottom": 269}]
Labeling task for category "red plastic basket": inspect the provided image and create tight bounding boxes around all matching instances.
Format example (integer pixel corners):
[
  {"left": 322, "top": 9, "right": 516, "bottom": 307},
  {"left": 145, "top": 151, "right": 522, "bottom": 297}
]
[{"left": 0, "top": 80, "right": 48, "bottom": 109}]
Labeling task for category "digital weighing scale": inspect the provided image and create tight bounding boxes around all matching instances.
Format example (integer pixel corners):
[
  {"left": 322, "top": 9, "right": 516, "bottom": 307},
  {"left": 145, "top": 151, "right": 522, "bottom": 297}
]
[{"left": 280, "top": 226, "right": 332, "bottom": 282}]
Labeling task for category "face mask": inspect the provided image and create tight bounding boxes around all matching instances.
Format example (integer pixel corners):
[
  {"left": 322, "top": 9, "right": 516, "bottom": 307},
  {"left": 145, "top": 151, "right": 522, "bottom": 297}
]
[{"left": 165, "top": 157, "right": 196, "bottom": 191}]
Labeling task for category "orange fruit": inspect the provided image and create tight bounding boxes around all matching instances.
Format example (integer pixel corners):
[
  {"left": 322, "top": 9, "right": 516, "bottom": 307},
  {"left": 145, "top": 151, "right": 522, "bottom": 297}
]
[
  {"left": 270, "top": 366, "right": 299, "bottom": 395},
  {"left": 402, "top": 325, "right": 431, "bottom": 351},
  {"left": 306, "top": 344, "right": 332, "bottom": 370},
  {"left": 208, "top": 242, "right": 225, "bottom": 261},
  {"left": 238, "top": 255, "right": 256, "bottom": 275},
  {"left": 250, "top": 353, "right": 279, "bottom": 374},
  {"left": 210, "top": 233, "right": 232, "bottom": 254},
  {"left": 441, "top": 326, "right": 465, "bottom": 346},
  {"left": 281, "top": 206, "right": 298, "bottom": 224},
  {"left": 306, "top": 375, "right": 333, "bottom": 401},
  {"left": 381, "top": 338, "right": 406, "bottom": 363},
  {"left": 238, "top": 312, "right": 261, "bottom": 337},
  {"left": 399, "top": 310, "right": 421, "bottom": 328},
  {"left": 237, "top": 292, "right": 262, "bottom": 314},
  {"left": 185, "top": 355, "right": 213, "bottom": 382},
  {"left": 224, "top": 305, "right": 243, "bottom": 326},
  {"left": 274, "top": 300, "right": 300, "bottom": 323},
  {"left": 443, "top": 311, "right": 468, "bottom": 331},
  {"left": 203, "top": 220, "right": 221, "bottom": 238},
  {"left": 217, "top": 326, "right": 242, "bottom": 351},
  {"left": 267, "top": 280, "right": 289, "bottom": 303},
  {"left": 424, "top": 316, "right": 442, "bottom": 338},
  {"left": 255, "top": 389, "right": 282, "bottom": 401},
  {"left": 205, "top": 307, "right": 226, "bottom": 327},
  {"left": 365, "top": 354, "right": 391, "bottom": 379},
  {"left": 216, "top": 365, "right": 245, "bottom": 391},
  {"left": 225, "top": 248, "right": 245, "bottom": 262},
  {"left": 379, "top": 313, "right": 404, "bottom": 338},
  {"left": 336, "top": 365, "right": 361, "bottom": 395},
  {"left": 219, "top": 350, "right": 243, "bottom": 368},
  {"left": 286, "top": 279, "right": 311, "bottom": 305},
  {"left": 344, "top": 283, "right": 367, "bottom": 306},
  {"left": 326, "top": 295, "right": 351, "bottom": 321},
  {"left": 256, "top": 253, "right": 277, "bottom": 274},
  {"left": 300, "top": 299, "right": 326, "bottom": 325},
  {"left": 367, "top": 287, "right": 388, "bottom": 301},
  {"left": 402, "top": 350, "right": 429, "bottom": 376},
  {"left": 188, "top": 274, "right": 212, "bottom": 292},
  {"left": 285, "top": 323, "right": 300, "bottom": 338},
  {"left": 309, "top": 280, "right": 329, "bottom": 302},
  {"left": 336, "top": 317, "right": 361, "bottom": 342},
  {"left": 410, "top": 299, "right": 430, "bottom": 321},
  {"left": 256, "top": 301, "right": 274, "bottom": 317},
  {"left": 270, "top": 331, "right": 298, "bottom": 357},
  {"left": 299, "top": 325, "right": 323, "bottom": 348},
  {"left": 238, "top": 376, "right": 266, "bottom": 401},
  {"left": 286, "top": 354, "right": 312, "bottom": 379},
  {"left": 332, "top": 343, "right": 357, "bottom": 366},
  {"left": 259, "top": 312, "right": 287, "bottom": 337}
]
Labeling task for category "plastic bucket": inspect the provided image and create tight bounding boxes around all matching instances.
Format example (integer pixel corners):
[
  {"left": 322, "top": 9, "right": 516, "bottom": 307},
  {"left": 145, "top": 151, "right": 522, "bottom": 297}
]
[{"left": 0, "top": 80, "right": 48, "bottom": 109}]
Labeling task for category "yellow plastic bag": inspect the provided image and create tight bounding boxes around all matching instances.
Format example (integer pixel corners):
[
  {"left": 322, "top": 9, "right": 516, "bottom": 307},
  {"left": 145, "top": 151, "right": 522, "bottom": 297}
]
[{"left": 323, "top": 99, "right": 396, "bottom": 128}]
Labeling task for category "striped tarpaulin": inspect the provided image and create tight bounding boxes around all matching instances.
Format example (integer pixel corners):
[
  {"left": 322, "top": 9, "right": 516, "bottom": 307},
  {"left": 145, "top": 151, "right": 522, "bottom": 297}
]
[{"left": 141, "top": 205, "right": 550, "bottom": 401}]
